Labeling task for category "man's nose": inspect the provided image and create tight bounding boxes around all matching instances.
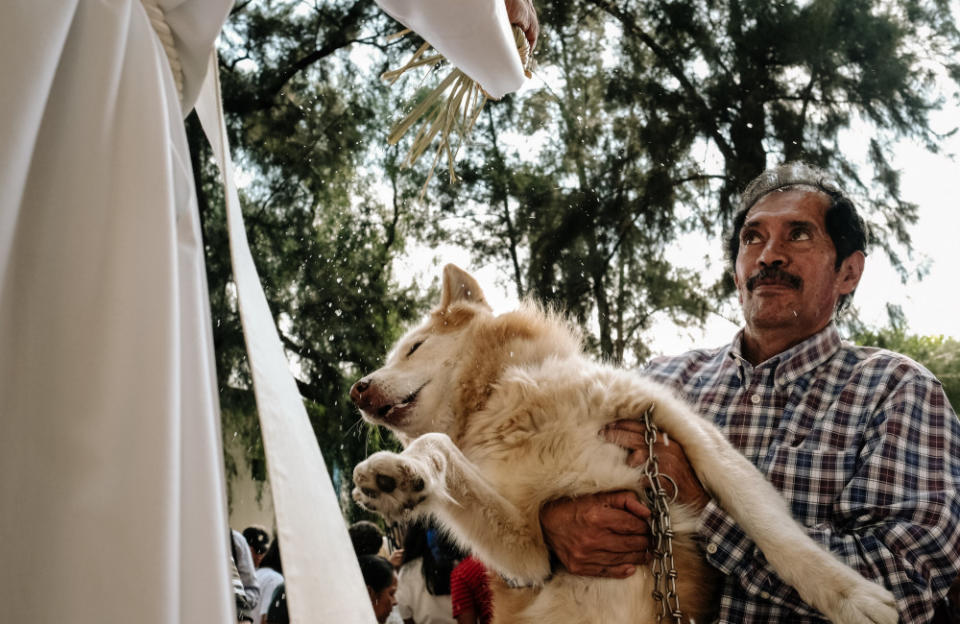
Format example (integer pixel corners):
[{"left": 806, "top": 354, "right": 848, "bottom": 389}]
[{"left": 757, "top": 239, "right": 787, "bottom": 267}]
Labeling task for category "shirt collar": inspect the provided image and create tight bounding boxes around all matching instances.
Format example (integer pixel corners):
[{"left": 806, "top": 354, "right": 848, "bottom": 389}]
[{"left": 726, "top": 323, "right": 843, "bottom": 387}]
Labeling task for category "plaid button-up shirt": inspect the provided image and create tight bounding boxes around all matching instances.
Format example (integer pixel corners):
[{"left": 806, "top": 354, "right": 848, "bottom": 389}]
[{"left": 644, "top": 323, "right": 960, "bottom": 623}]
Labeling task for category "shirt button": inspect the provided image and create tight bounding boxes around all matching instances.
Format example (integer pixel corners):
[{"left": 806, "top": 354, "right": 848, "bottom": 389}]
[
  {"left": 751, "top": 393, "right": 761, "bottom": 405},
  {"left": 760, "top": 591, "right": 771, "bottom": 600},
  {"left": 706, "top": 543, "right": 718, "bottom": 554}
]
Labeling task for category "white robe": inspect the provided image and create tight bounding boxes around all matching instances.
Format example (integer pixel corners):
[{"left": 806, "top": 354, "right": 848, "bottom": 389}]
[{"left": 0, "top": 1, "right": 234, "bottom": 621}]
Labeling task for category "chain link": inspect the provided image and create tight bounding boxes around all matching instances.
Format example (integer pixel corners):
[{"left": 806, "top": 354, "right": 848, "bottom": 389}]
[{"left": 640, "top": 404, "right": 683, "bottom": 624}]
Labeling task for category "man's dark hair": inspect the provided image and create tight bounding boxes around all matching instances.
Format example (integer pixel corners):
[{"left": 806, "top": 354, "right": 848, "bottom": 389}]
[
  {"left": 725, "top": 162, "right": 868, "bottom": 313},
  {"left": 349, "top": 520, "right": 385, "bottom": 556}
]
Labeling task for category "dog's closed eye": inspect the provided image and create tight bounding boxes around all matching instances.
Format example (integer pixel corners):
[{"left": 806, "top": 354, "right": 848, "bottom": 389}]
[{"left": 406, "top": 340, "right": 425, "bottom": 357}]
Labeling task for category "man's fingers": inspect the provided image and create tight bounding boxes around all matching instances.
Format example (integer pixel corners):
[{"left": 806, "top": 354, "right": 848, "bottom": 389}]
[
  {"left": 626, "top": 448, "right": 648, "bottom": 468},
  {"left": 569, "top": 562, "right": 643, "bottom": 579},
  {"left": 539, "top": 490, "right": 657, "bottom": 578},
  {"left": 605, "top": 419, "right": 646, "bottom": 434},
  {"left": 602, "top": 427, "right": 646, "bottom": 452},
  {"left": 596, "top": 490, "right": 648, "bottom": 512},
  {"left": 595, "top": 533, "right": 651, "bottom": 553},
  {"left": 504, "top": 0, "right": 538, "bottom": 48},
  {"left": 578, "top": 512, "right": 647, "bottom": 540},
  {"left": 568, "top": 545, "right": 649, "bottom": 565},
  {"left": 616, "top": 491, "right": 651, "bottom": 520},
  {"left": 588, "top": 491, "right": 651, "bottom": 524},
  {"left": 523, "top": 19, "right": 539, "bottom": 48}
]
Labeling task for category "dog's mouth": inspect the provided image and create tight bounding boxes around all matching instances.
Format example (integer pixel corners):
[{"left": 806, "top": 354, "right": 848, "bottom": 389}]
[{"left": 374, "top": 383, "right": 428, "bottom": 425}]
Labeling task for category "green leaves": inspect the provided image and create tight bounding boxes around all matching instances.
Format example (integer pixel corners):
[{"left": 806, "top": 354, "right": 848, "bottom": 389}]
[{"left": 849, "top": 324, "right": 960, "bottom": 413}]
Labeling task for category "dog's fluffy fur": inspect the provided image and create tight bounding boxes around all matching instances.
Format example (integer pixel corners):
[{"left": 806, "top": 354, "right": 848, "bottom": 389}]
[{"left": 351, "top": 264, "right": 896, "bottom": 624}]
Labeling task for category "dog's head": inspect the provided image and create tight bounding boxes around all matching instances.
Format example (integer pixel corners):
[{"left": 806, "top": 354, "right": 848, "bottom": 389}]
[{"left": 350, "top": 264, "right": 493, "bottom": 445}]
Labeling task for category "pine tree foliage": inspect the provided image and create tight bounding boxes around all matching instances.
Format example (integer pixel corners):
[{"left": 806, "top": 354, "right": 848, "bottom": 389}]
[{"left": 434, "top": 0, "right": 959, "bottom": 364}]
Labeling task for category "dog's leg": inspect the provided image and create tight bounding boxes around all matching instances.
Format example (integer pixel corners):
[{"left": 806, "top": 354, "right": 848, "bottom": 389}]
[
  {"left": 353, "top": 432, "right": 552, "bottom": 582},
  {"left": 635, "top": 389, "right": 898, "bottom": 624}
]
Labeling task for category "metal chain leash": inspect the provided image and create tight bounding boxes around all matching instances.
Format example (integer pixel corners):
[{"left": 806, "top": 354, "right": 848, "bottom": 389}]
[{"left": 640, "top": 404, "right": 683, "bottom": 624}]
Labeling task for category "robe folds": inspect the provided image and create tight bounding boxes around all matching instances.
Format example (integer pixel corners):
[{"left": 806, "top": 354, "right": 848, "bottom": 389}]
[{"left": 0, "top": 1, "right": 234, "bottom": 621}]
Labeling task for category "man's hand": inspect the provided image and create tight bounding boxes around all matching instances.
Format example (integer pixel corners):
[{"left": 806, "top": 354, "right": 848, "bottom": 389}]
[
  {"left": 540, "top": 491, "right": 651, "bottom": 578},
  {"left": 504, "top": 0, "right": 539, "bottom": 49},
  {"left": 602, "top": 420, "right": 710, "bottom": 511}
]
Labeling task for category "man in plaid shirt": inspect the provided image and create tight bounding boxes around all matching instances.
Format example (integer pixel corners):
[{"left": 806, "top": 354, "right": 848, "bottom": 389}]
[{"left": 540, "top": 162, "right": 960, "bottom": 622}]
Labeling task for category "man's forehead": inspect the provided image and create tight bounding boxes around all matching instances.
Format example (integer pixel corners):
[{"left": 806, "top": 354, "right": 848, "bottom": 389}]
[{"left": 744, "top": 187, "right": 830, "bottom": 225}]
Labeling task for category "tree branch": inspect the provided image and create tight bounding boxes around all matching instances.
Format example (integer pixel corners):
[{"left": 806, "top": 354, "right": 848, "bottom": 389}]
[
  {"left": 586, "top": 0, "right": 737, "bottom": 164},
  {"left": 228, "top": 0, "right": 372, "bottom": 114}
]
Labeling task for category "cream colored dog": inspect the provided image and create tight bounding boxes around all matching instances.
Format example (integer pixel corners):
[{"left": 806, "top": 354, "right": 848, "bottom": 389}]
[{"left": 351, "top": 264, "right": 896, "bottom": 624}]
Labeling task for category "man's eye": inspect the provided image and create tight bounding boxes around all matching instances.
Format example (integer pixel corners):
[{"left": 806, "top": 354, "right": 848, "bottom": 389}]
[
  {"left": 791, "top": 228, "right": 812, "bottom": 241},
  {"left": 406, "top": 341, "right": 424, "bottom": 357},
  {"left": 741, "top": 230, "right": 761, "bottom": 245}
]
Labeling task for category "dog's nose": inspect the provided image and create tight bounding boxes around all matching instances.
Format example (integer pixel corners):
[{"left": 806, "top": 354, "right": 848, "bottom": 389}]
[{"left": 350, "top": 378, "right": 371, "bottom": 406}]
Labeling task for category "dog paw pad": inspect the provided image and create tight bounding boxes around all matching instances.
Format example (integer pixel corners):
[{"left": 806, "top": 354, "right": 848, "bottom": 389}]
[
  {"left": 352, "top": 452, "right": 433, "bottom": 518},
  {"left": 376, "top": 474, "right": 397, "bottom": 493}
]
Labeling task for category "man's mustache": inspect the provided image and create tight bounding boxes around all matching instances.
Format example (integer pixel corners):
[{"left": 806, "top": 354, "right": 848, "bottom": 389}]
[{"left": 746, "top": 266, "right": 802, "bottom": 291}]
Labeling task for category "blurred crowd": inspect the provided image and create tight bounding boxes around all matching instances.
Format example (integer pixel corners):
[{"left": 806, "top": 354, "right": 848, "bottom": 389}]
[{"left": 228, "top": 520, "right": 491, "bottom": 624}]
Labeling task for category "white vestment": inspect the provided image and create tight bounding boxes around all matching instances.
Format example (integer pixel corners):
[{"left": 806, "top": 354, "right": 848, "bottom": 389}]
[{"left": 1, "top": 1, "right": 234, "bottom": 621}]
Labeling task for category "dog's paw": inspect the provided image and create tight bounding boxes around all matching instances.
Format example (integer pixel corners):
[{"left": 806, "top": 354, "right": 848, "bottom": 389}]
[
  {"left": 352, "top": 451, "right": 433, "bottom": 519},
  {"left": 820, "top": 574, "right": 898, "bottom": 624}
]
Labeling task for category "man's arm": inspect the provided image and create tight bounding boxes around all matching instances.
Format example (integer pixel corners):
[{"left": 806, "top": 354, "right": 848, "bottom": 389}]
[{"left": 693, "top": 375, "right": 960, "bottom": 623}]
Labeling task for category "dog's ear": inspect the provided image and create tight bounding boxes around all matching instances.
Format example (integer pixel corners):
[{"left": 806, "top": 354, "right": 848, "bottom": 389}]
[{"left": 441, "top": 264, "right": 489, "bottom": 309}]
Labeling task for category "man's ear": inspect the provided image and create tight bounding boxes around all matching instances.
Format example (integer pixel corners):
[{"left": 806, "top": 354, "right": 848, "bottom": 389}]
[
  {"left": 837, "top": 250, "right": 865, "bottom": 295},
  {"left": 440, "top": 264, "right": 489, "bottom": 309}
]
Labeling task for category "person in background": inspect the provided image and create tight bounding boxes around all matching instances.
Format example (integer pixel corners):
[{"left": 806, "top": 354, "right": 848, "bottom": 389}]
[
  {"left": 350, "top": 520, "right": 405, "bottom": 622},
  {"left": 229, "top": 557, "right": 250, "bottom": 621},
  {"left": 360, "top": 555, "right": 400, "bottom": 624},
  {"left": 539, "top": 162, "right": 960, "bottom": 623},
  {"left": 230, "top": 529, "right": 260, "bottom": 622},
  {"left": 243, "top": 526, "right": 271, "bottom": 569},
  {"left": 350, "top": 521, "right": 388, "bottom": 556},
  {"left": 255, "top": 537, "right": 283, "bottom": 624},
  {"left": 350, "top": 520, "right": 405, "bottom": 569},
  {"left": 395, "top": 521, "right": 462, "bottom": 624},
  {"left": 450, "top": 555, "right": 493, "bottom": 624},
  {"left": 264, "top": 583, "right": 289, "bottom": 624}
]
